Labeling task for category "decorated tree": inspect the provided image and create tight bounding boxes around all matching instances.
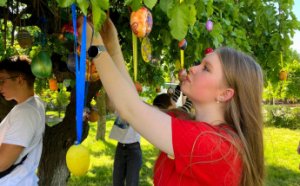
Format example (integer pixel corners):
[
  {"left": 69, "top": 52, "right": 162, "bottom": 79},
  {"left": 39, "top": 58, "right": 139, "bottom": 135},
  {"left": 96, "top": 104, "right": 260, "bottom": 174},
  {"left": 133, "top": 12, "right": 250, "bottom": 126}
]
[{"left": 0, "top": 0, "right": 299, "bottom": 185}]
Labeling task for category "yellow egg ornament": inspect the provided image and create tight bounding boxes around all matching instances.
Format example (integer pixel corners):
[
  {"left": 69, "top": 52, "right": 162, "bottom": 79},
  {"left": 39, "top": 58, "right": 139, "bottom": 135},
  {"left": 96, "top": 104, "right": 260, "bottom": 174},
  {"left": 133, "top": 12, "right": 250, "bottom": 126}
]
[
  {"left": 66, "top": 144, "right": 90, "bottom": 176},
  {"left": 141, "top": 37, "right": 152, "bottom": 62}
]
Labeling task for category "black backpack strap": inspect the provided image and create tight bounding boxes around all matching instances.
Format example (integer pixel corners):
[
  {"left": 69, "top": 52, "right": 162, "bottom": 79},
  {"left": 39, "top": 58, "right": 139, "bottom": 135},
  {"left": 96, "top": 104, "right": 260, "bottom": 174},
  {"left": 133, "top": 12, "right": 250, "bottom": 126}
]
[{"left": 0, "top": 154, "right": 28, "bottom": 179}]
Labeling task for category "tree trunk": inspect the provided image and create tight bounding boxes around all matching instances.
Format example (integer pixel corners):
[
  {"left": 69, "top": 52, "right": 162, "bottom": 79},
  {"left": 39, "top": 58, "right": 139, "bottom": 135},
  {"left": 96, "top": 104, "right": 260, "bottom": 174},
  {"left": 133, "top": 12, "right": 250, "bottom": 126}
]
[
  {"left": 95, "top": 88, "right": 106, "bottom": 141},
  {"left": 37, "top": 81, "right": 102, "bottom": 186}
]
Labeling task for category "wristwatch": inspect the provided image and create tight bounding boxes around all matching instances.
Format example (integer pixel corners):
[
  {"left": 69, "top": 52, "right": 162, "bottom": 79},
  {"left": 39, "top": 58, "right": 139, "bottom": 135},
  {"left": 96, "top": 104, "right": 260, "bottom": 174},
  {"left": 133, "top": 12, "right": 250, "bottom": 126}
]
[{"left": 87, "top": 45, "right": 106, "bottom": 58}]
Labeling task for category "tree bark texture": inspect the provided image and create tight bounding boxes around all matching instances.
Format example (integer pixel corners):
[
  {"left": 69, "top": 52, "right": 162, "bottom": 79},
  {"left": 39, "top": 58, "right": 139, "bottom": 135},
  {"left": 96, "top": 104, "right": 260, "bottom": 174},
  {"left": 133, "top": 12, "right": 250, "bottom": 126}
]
[
  {"left": 95, "top": 88, "right": 106, "bottom": 141},
  {"left": 38, "top": 80, "right": 102, "bottom": 186}
]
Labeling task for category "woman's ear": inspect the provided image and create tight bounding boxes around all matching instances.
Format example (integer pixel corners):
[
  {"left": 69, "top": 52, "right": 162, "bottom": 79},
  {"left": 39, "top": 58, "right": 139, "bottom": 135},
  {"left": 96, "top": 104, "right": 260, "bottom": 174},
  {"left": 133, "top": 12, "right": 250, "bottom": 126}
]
[
  {"left": 219, "top": 88, "right": 234, "bottom": 102},
  {"left": 18, "top": 75, "right": 26, "bottom": 86}
]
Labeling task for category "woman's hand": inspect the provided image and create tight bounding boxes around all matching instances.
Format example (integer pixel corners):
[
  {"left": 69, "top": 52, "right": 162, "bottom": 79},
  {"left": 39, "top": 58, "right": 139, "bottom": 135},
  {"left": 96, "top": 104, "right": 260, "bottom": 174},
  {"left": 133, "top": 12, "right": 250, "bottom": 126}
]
[
  {"left": 77, "top": 16, "right": 103, "bottom": 50},
  {"left": 178, "top": 69, "right": 187, "bottom": 83},
  {"left": 100, "top": 18, "right": 122, "bottom": 57}
]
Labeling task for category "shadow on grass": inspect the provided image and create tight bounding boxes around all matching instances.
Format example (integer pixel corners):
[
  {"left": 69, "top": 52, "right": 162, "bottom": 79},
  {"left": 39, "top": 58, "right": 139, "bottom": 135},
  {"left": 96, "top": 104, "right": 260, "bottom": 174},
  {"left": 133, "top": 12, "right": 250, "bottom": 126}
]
[{"left": 265, "top": 164, "right": 300, "bottom": 186}]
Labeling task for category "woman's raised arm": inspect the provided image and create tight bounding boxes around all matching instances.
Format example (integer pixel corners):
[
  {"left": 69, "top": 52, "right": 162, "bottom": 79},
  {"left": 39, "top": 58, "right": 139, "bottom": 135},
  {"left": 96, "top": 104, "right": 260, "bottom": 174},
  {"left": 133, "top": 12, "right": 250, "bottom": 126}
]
[{"left": 78, "top": 18, "right": 174, "bottom": 156}]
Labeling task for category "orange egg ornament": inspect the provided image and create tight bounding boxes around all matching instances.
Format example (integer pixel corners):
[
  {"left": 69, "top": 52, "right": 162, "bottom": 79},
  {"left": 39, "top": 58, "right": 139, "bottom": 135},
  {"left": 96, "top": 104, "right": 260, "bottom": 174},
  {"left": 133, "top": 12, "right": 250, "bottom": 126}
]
[
  {"left": 89, "top": 109, "right": 99, "bottom": 122},
  {"left": 86, "top": 60, "right": 100, "bottom": 82},
  {"left": 279, "top": 70, "right": 288, "bottom": 81},
  {"left": 49, "top": 78, "right": 58, "bottom": 91},
  {"left": 130, "top": 7, "right": 153, "bottom": 38}
]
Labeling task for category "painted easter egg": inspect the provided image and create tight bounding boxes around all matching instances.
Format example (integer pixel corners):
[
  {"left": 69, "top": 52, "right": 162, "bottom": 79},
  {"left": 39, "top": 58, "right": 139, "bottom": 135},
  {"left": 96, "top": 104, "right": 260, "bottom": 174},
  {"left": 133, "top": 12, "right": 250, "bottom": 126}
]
[
  {"left": 204, "top": 48, "right": 214, "bottom": 55},
  {"left": 130, "top": 7, "right": 153, "bottom": 38},
  {"left": 178, "top": 39, "right": 187, "bottom": 50},
  {"left": 141, "top": 37, "right": 152, "bottom": 62},
  {"left": 206, "top": 20, "right": 213, "bottom": 31}
]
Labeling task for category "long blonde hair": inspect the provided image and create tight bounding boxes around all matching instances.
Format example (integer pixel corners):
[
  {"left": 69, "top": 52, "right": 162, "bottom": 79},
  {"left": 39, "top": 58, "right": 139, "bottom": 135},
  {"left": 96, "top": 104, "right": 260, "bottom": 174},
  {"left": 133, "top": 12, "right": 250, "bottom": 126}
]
[{"left": 216, "top": 47, "right": 264, "bottom": 186}]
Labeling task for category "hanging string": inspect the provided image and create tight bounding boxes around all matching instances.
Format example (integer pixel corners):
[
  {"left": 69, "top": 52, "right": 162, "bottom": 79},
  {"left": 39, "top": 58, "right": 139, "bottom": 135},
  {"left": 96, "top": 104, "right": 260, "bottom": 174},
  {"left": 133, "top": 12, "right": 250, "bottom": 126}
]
[
  {"left": 132, "top": 32, "right": 138, "bottom": 82},
  {"left": 71, "top": 4, "right": 87, "bottom": 144},
  {"left": 180, "top": 50, "right": 184, "bottom": 69}
]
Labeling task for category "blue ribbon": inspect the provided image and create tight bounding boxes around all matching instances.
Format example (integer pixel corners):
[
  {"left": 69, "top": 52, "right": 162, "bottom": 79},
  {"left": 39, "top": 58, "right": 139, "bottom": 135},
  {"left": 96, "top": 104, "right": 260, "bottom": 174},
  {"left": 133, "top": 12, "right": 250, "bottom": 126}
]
[{"left": 71, "top": 4, "right": 86, "bottom": 144}]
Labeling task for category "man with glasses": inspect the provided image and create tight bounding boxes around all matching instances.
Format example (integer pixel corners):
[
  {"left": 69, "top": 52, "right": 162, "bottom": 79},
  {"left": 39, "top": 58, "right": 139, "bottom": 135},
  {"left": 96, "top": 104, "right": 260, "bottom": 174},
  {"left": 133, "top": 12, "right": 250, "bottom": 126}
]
[{"left": 0, "top": 56, "right": 45, "bottom": 186}]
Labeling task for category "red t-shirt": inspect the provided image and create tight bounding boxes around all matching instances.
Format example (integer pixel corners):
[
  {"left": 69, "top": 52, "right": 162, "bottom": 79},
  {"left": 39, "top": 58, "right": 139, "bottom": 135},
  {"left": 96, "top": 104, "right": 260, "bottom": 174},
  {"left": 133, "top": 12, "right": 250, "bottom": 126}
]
[{"left": 154, "top": 117, "right": 242, "bottom": 186}]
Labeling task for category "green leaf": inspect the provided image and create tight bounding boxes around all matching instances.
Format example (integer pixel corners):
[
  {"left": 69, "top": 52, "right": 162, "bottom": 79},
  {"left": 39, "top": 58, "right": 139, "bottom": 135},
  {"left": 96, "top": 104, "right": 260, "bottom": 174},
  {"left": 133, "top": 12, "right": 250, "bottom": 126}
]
[
  {"left": 91, "top": 0, "right": 109, "bottom": 10},
  {"left": 126, "top": 0, "right": 142, "bottom": 11},
  {"left": 124, "top": 0, "right": 133, "bottom": 6},
  {"left": 187, "top": 4, "right": 196, "bottom": 26},
  {"left": 92, "top": 5, "right": 106, "bottom": 31},
  {"left": 168, "top": 4, "right": 189, "bottom": 40},
  {"left": 90, "top": 0, "right": 109, "bottom": 30},
  {"left": 160, "top": 29, "right": 172, "bottom": 46},
  {"left": 159, "top": 0, "right": 174, "bottom": 15},
  {"left": 207, "top": 0, "right": 214, "bottom": 17},
  {"left": 56, "top": 0, "right": 75, "bottom": 8},
  {"left": 76, "top": 0, "right": 90, "bottom": 15},
  {"left": 185, "top": 0, "right": 196, "bottom": 4},
  {"left": 0, "top": 0, "right": 7, "bottom": 7},
  {"left": 144, "top": 0, "right": 157, "bottom": 9}
]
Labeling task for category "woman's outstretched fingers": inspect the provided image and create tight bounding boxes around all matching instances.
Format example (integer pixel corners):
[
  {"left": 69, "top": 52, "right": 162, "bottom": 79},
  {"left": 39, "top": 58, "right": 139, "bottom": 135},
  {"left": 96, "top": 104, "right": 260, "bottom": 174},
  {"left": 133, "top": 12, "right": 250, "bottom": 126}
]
[
  {"left": 77, "top": 16, "right": 103, "bottom": 50},
  {"left": 100, "top": 18, "right": 120, "bottom": 56}
]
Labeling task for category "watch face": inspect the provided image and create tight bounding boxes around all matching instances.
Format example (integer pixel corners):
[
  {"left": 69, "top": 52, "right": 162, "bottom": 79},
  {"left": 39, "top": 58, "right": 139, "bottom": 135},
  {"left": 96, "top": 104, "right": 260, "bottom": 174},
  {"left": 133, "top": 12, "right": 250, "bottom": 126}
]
[{"left": 88, "top": 46, "right": 98, "bottom": 58}]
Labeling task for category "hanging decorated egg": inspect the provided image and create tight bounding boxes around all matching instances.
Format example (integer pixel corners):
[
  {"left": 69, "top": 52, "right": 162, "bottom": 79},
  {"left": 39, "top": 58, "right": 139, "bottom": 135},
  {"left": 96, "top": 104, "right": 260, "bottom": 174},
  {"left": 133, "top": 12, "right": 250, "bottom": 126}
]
[
  {"left": 141, "top": 37, "right": 152, "bottom": 62},
  {"left": 66, "top": 53, "right": 77, "bottom": 73},
  {"left": 17, "top": 29, "right": 33, "bottom": 48},
  {"left": 86, "top": 60, "right": 100, "bottom": 82},
  {"left": 178, "top": 39, "right": 187, "bottom": 50},
  {"left": 49, "top": 77, "right": 58, "bottom": 91},
  {"left": 134, "top": 82, "right": 143, "bottom": 93},
  {"left": 279, "top": 70, "right": 288, "bottom": 81},
  {"left": 206, "top": 20, "right": 213, "bottom": 31},
  {"left": 204, "top": 48, "right": 214, "bottom": 55},
  {"left": 61, "top": 22, "right": 76, "bottom": 41},
  {"left": 130, "top": 7, "right": 153, "bottom": 38},
  {"left": 88, "top": 109, "right": 99, "bottom": 122},
  {"left": 31, "top": 51, "right": 52, "bottom": 78},
  {"left": 66, "top": 144, "right": 90, "bottom": 176}
]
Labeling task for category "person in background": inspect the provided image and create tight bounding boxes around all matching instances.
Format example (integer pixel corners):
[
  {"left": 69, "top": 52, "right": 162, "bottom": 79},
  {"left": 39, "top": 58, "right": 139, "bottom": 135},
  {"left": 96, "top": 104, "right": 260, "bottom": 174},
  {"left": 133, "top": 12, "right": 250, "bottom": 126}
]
[
  {"left": 152, "top": 93, "right": 175, "bottom": 110},
  {"left": 153, "top": 85, "right": 193, "bottom": 119},
  {"left": 78, "top": 18, "right": 264, "bottom": 186},
  {"left": 109, "top": 114, "right": 142, "bottom": 186},
  {"left": 0, "top": 56, "right": 45, "bottom": 186}
]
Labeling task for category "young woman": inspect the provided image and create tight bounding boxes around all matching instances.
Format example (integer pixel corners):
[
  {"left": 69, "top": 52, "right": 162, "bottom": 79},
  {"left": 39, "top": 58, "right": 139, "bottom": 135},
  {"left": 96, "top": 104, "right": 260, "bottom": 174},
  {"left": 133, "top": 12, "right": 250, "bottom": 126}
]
[
  {"left": 78, "top": 18, "right": 264, "bottom": 186},
  {"left": 0, "top": 57, "right": 45, "bottom": 186}
]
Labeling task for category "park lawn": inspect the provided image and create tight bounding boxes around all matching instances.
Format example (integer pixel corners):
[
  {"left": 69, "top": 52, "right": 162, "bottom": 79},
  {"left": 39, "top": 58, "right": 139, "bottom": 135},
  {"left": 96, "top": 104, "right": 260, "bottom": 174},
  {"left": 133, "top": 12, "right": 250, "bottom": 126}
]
[
  {"left": 264, "top": 127, "right": 300, "bottom": 186},
  {"left": 68, "top": 119, "right": 300, "bottom": 186},
  {"left": 68, "top": 119, "right": 158, "bottom": 186}
]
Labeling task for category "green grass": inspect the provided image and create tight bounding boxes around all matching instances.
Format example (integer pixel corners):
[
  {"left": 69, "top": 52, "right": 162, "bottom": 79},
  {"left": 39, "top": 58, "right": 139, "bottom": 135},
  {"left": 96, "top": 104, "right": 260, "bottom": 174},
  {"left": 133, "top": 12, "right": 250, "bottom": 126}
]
[
  {"left": 68, "top": 119, "right": 300, "bottom": 186},
  {"left": 264, "top": 127, "right": 300, "bottom": 186},
  {"left": 68, "top": 119, "right": 158, "bottom": 186}
]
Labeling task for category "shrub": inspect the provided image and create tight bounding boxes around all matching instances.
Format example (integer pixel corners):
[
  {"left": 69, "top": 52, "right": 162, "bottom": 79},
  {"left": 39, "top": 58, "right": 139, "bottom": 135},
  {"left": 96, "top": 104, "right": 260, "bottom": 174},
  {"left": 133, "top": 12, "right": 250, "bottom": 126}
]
[{"left": 263, "top": 105, "right": 300, "bottom": 129}]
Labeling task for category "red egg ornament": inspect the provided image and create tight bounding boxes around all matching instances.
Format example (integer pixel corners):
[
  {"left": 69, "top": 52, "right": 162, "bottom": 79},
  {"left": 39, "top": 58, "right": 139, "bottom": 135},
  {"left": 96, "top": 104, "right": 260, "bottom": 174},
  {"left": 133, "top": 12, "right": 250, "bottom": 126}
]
[
  {"left": 178, "top": 39, "right": 187, "bottom": 50},
  {"left": 130, "top": 7, "right": 153, "bottom": 38},
  {"left": 204, "top": 48, "right": 214, "bottom": 55}
]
